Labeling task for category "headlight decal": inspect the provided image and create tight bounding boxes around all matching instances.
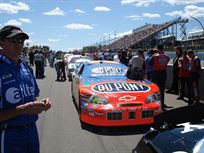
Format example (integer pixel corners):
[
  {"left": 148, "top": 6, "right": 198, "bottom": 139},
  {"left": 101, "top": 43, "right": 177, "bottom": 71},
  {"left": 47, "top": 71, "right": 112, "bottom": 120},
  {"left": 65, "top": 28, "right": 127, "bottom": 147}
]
[
  {"left": 80, "top": 94, "right": 109, "bottom": 105},
  {"left": 90, "top": 95, "right": 109, "bottom": 105},
  {"left": 145, "top": 92, "right": 161, "bottom": 104}
]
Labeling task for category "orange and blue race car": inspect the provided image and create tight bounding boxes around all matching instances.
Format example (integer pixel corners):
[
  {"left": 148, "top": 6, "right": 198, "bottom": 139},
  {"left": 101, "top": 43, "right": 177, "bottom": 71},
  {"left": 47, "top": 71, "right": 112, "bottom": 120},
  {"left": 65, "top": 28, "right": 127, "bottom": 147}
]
[{"left": 71, "top": 61, "right": 161, "bottom": 127}]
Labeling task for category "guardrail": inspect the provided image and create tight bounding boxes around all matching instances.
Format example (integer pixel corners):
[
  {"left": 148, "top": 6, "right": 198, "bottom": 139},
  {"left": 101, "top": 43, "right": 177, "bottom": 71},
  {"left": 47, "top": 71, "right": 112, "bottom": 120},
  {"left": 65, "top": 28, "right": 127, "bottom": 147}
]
[{"left": 166, "top": 65, "right": 204, "bottom": 100}]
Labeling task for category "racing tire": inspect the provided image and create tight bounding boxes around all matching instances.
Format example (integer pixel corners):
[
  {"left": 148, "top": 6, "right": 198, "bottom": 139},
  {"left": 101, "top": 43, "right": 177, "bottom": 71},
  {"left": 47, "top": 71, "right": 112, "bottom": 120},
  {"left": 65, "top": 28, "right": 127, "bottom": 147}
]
[
  {"left": 80, "top": 120, "right": 88, "bottom": 129},
  {"left": 77, "top": 90, "right": 86, "bottom": 130},
  {"left": 78, "top": 90, "right": 81, "bottom": 116},
  {"left": 71, "top": 82, "right": 75, "bottom": 102}
]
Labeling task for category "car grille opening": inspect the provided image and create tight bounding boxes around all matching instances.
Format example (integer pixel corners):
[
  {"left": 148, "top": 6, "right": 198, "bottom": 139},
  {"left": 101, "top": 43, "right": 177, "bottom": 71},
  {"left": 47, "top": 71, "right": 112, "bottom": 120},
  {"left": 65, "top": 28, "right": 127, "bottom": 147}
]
[
  {"left": 107, "top": 112, "right": 122, "bottom": 120},
  {"left": 119, "top": 103, "right": 142, "bottom": 107},
  {"left": 142, "top": 110, "right": 154, "bottom": 118},
  {"left": 129, "top": 111, "right": 136, "bottom": 119}
]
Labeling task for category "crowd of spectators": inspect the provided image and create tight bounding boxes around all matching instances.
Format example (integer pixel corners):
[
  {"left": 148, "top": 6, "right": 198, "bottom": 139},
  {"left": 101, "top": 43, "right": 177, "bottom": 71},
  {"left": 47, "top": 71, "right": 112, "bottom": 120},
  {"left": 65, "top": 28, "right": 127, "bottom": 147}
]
[
  {"left": 22, "top": 43, "right": 201, "bottom": 109},
  {"left": 107, "top": 17, "right": 186, "bottom": 50}
]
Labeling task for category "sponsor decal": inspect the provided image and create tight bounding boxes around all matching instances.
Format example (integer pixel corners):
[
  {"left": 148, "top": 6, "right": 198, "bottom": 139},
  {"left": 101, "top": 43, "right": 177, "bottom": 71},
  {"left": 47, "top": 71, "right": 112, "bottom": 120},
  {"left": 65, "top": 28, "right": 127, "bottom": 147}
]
[
  {"left": 119, "top": 95, "right": 137, "bottom": 101},
  {"left": 82, "top": 80, "right": 90, "bottom": 86},
  {"left": 92, "top": 82, "right": 150, "bottom": 93},
  {"left": 5, "top": 84, "right": 35, "bottom": 104},
  {"left": 2, "top": 74, "right": 12, "bottom": 80},
  {"left": 92, "top": 67, "right": 124, "bottom": 74},
  {"left": 178, "top": 122, "right": 204, "bottom": 134},
  {"left": 89, "top": 110, "right": 95, "bottom": 116}
]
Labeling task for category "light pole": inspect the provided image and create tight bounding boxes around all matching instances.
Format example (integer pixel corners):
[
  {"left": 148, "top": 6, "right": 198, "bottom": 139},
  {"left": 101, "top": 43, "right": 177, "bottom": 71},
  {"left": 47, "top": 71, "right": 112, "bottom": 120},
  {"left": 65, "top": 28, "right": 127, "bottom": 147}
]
[
  {"left": 190, "top": 16, "right": 204, "bottom": 50},
  {"left": 190, "top": 16, "right": 204, "bottom": 34}
]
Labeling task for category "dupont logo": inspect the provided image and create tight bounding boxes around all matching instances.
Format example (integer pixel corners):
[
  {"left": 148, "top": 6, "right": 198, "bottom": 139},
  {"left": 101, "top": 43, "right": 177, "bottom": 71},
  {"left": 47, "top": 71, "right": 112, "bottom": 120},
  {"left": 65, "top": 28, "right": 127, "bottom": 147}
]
[{"left": 92, "top": 82, "right": 150, "bottom": 93}]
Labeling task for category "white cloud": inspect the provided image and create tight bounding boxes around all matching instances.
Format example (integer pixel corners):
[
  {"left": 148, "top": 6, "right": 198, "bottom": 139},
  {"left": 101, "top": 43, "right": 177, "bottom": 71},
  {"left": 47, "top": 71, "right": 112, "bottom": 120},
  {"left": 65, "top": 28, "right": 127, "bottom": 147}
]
[
  {"left": 0, "top": 2, "right": 29, "bottom": 14},
  {"left": 24, "top": 40, "right": 33, "bottom": 45},
  {"left": 165, "top": 11, "right": 183, "bottom": 17},
  {"left": 3, "top": 18, "right": 31, "bottom": 27},
  {"left": 121, "top": 0, "right": 139, "bottom": 4},
  {"left": 94, "top": 6, "right": 111, "bottom": 12},
  {"left": 67, "top": 47, "right": 81, "bottom": 51},
  {"left": 5, "top": 19, "right": 22, "bottom": 26},
  {"left": 74, "top": 9, "right": 85, "bottom": 14},
  {"left": 165, "top": 0, "right": 204, "bottom": 5},
  {"left": 126, "top": 14, "right": 143, "bottom": 20},
  {"left": 143, "top": 13, "right": 161, "bottom": 18},
  {"left": 19, "top": 18, "right": 32, "bottom": 23},
  {"left": 121, "top": 0, "right": 155, "bottom": 6},
  {"left": 44, "top": 7, "right": 65, "bottom": 16},
  {"left": 166, "top": 5, "right": 204, "bottom": 18},
  {"left": 185, "top": 5, "right": 204, "bottom": 18},
  {"left": 65, "top": 23, "right": 93, "bottom": 30},
  {"left": 48, "top": 38, "right": 61, "bottom": 42}
]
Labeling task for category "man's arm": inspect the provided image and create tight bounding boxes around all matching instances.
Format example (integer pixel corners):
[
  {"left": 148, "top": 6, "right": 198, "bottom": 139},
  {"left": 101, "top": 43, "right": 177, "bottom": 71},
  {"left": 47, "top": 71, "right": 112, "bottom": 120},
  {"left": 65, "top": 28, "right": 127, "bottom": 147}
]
[{"left": 0, "top": 100, "right": 46, "bottom": 122}]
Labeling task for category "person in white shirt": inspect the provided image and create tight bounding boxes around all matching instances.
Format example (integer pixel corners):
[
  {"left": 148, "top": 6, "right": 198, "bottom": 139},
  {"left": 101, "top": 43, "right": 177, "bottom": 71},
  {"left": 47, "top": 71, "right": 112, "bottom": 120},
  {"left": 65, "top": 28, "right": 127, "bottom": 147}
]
[
  {"left": 127, "top": 49, "right": 145, "bottom": 80},
  {"left": 128, "top": 49, "right": 145, "bottom": 70}
]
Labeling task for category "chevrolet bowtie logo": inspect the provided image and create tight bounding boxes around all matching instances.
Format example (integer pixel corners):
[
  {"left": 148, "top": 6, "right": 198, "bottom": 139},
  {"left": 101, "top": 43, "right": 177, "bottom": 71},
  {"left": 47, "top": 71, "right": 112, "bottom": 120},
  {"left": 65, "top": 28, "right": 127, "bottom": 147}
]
[{"left": 119, "top": 95, "right": 136, "bottom": 101}]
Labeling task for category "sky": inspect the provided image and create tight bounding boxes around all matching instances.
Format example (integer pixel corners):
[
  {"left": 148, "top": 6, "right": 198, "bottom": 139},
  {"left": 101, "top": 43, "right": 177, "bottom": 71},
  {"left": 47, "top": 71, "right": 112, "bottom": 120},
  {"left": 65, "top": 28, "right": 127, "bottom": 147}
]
[{"left": 1, "top": 0, "right": 204, "bottom": 51}]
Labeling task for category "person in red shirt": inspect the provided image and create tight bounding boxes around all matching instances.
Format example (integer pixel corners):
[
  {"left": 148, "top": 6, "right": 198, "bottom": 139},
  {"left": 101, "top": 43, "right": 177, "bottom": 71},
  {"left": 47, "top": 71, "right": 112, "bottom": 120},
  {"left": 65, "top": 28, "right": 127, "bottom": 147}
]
[
  {"left": 187, "top": 49, "right": 201, "bottom": 104},
  {"left": 177, "top": 51, "right": 192, "bottom": 104},
  {"left": 150, "top": 44, "right": 170, "bottom": 110}
]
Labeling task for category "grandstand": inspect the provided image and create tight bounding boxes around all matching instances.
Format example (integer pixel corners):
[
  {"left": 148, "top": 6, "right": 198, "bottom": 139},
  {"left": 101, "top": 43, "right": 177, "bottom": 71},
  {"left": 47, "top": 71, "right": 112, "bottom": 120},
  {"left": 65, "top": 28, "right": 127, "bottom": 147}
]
[
  {"left": 187, "top": 30, "right": 204, "bottom": 40},
  {"left": 183, "top": 30, "right": 204, "bottom": 50},
  {"left": 104, "top": 17, "right": 189, "bottom": 50}
]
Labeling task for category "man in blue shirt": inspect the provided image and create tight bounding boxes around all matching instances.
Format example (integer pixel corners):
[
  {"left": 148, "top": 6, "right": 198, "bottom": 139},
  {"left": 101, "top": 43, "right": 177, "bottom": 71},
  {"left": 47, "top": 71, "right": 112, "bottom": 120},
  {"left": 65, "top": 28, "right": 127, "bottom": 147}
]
[{"left": 0, "top": 25, "right": 51, "bottom": 153}]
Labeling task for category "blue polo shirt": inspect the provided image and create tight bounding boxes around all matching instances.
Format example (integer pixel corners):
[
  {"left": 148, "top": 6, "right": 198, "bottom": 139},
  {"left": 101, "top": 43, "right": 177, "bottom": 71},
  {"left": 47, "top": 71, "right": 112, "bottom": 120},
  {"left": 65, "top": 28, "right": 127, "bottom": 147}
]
[{"left": 0, "top": 54, "right": 39, "bottom": 126}]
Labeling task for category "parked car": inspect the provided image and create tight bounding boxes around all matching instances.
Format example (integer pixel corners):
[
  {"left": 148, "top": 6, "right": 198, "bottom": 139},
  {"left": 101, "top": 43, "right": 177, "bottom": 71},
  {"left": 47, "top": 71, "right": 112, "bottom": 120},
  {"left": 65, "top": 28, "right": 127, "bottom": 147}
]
[
  {"left": 135, "top": 103, "right": 204, "bottom": 153},
  {"left": 67, "top": 56, "right": 91, "bottom": 81},
  {"left": 71, "top": 61, "right": 161, "bottom": 127}
]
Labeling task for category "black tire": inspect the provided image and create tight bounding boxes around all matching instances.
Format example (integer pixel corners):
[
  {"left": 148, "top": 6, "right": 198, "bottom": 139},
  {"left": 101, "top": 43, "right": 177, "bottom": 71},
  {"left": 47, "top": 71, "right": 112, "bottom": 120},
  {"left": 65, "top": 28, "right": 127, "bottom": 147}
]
[
  {"left": 80, "top": 120, "right": 87, "bottom": 129},
  {"left": 71, "top": 82, "right": 75, "bottom": 102}
]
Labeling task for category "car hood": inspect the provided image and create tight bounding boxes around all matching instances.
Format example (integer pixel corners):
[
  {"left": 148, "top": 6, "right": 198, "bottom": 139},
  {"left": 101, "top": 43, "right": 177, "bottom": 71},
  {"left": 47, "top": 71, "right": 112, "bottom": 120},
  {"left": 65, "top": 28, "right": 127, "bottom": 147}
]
[
  {"left": 80, "top": 77, "right": 159, "bottom": 104},
  {"left": 149, "top": 124, "right": 204, "bottom": 153}
]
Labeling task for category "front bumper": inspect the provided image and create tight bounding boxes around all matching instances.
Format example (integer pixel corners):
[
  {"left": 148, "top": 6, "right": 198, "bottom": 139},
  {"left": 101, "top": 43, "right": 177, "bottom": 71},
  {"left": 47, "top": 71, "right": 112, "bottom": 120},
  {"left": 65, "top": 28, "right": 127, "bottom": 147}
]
[{"left": 80, "top": 105, "right": 161, "bottom": 126}]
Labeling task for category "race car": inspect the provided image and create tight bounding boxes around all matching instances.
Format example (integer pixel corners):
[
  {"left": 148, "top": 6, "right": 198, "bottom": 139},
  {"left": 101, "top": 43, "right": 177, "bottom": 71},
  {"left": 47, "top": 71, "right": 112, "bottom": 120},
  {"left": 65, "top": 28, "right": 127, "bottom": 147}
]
[
  {"left": 67, "top": 56, "right": 91, "bottom": 81},
  {"left": 71, "top": 61, "right": 161, "bottom": 126},
  {"left": 135, "top": 103, "right": 204, "bottom": 153}
]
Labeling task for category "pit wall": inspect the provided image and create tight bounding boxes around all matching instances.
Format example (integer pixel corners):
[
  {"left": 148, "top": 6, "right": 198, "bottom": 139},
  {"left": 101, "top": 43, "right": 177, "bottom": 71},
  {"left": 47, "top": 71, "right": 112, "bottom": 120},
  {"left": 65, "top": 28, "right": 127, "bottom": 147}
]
[{"left": 166, "top": 65, "right": 204, "bottom": 100}]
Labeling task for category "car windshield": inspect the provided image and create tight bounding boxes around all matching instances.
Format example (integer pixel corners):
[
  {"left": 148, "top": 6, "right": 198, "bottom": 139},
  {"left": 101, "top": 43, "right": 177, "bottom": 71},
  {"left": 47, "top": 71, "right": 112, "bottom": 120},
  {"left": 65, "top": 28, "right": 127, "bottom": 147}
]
[
  {"left": 82, "top": 63, "right": 127, "bottom": 78},
  {"left": 70, "top": 57, "right": 90, "bottom": 63},
  {"left": 75, "top": 58, "right": 90, "bottom": 63}
]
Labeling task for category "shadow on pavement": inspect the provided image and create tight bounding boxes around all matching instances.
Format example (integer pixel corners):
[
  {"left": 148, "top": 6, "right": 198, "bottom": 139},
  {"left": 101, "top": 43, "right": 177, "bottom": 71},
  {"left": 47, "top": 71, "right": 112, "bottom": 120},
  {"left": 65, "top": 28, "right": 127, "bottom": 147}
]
[{"left": 81, "top": 123, "right": 152, "bottom": 136}]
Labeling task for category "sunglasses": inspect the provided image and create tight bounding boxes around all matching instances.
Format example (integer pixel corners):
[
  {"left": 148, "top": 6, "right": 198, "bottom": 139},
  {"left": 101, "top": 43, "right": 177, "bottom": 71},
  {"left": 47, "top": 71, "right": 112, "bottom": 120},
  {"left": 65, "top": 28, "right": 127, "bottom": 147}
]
[{"left": 6, "top": 37, "right": 25, "bottom": 44}]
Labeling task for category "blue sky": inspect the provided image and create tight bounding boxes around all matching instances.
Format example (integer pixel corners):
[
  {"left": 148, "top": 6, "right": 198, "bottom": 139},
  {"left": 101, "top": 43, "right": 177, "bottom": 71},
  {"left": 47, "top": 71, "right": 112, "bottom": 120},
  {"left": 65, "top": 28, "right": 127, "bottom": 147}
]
[{"left": 1, "top": 0, "right": 204, "bottom": 51}]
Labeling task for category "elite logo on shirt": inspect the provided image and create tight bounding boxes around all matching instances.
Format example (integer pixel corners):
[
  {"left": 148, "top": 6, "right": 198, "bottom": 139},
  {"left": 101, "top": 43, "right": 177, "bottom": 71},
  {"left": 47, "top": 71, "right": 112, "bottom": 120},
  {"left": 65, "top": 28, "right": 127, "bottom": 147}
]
[{"left": 5, "top": 84, "right": 35, "bottom": 104}]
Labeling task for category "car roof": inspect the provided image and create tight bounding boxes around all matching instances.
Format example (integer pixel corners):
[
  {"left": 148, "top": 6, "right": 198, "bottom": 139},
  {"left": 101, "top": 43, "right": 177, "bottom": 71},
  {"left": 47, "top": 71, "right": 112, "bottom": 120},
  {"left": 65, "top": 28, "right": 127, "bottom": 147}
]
[
  {"left": 84, "top": 60, "right": 120, "bottom": 65},
  {"left": 82, "top": 60, "right": 127, "bottom": 78}
]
